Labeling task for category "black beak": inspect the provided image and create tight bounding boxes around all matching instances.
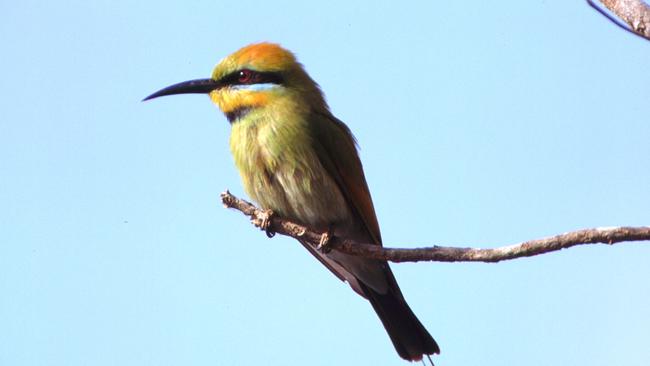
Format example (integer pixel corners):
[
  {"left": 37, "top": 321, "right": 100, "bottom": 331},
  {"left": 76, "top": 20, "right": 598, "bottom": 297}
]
[{"left": 143, "top": 78, "right": 221, "bottom": 101}]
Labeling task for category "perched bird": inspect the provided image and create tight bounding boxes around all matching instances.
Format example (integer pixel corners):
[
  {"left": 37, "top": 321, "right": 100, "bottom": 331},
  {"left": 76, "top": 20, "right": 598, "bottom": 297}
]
[{"left": 144, "top": 43, "right": 439, "bottom": 361}]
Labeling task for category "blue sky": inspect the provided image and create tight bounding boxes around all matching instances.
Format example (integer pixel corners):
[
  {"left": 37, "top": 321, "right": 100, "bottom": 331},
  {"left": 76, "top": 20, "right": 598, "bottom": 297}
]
[{"left": 1, "top": 1, "right": 649, "bottom": 365}]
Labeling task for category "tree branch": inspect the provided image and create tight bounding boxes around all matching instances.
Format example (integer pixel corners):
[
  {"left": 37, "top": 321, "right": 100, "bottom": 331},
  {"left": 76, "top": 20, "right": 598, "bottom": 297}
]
[
  {"left": 589, "top": 0, "right": 650, "bottom": 40},
  {"left": 221, "top": 191, "right": 650, "bottom": 263}
]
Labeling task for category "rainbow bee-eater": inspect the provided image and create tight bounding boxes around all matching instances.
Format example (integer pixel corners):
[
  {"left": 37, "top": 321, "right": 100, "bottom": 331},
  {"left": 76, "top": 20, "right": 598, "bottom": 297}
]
[{"left": 144, "top": 43, "right": 439, "bottom": 362}]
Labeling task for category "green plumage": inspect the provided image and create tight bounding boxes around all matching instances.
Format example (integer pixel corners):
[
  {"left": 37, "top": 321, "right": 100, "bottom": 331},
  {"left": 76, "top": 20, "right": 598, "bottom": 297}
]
[
  {"left": 145, "top": 42, "right": 439, "bottom": 362},
  {"left": 230, "top": 100, "right": 351, "bottom": 229}
]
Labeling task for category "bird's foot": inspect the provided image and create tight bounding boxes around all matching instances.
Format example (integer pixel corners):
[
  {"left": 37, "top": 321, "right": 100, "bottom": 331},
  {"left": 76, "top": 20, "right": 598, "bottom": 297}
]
[
  {"left": 316, "top": 225, "right": 333, "bottom": 253},
  {"left": 258, "top": 209, "right": 276, "bottom": 238}
]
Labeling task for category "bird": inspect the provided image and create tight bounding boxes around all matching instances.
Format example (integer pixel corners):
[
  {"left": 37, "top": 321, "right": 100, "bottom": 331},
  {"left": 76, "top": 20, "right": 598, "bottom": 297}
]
[{"left": 144, "top": 43, "right": 439, "bottom": 362}]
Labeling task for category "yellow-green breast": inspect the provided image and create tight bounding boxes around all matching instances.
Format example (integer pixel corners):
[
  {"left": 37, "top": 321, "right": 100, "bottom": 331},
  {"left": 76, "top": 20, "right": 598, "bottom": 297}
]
[{"left": 229, "top": 100, "right": 350, "bottom": 229}]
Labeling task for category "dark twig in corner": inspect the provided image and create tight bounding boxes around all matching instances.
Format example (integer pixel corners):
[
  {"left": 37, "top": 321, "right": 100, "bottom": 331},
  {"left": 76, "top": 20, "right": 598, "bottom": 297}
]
[
  {"left": 221, "top": 191, "right": 650, "bottom": 263},
  {"left": 588, "top": 0, "right": 650, "bottom": 41}
]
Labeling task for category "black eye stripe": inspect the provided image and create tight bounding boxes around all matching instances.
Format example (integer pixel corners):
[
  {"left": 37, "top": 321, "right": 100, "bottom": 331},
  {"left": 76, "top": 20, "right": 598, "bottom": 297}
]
[{"left": 220, "top": 69, "right": 284, "bottom": 86}]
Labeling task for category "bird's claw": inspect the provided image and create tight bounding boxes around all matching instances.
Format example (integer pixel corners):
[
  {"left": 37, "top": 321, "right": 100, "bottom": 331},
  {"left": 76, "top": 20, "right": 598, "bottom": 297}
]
[
  {"left": 316, "top": 229, "right": 332, "bottom": 253},
  {"left": 258, "top": 209, "right": 276, "bottom": 238}
]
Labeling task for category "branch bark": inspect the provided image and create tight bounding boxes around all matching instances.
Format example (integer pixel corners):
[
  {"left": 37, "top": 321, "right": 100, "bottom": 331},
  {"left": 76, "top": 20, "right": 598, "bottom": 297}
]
[
  {"left": 220, "top": 191, "right": 650, "bottom": 263},
  {"left": 589, "top": 0, "right": 650, "bottom": 40}
]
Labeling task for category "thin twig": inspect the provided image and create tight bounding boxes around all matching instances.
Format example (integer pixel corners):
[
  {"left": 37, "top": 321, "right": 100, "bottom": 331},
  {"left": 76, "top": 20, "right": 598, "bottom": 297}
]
[
  {"left": 588, "top": 0, "right": 650, "bottom": 41},
  {"left": 221, "top": 191, "right": 650, "bottom": 263}
]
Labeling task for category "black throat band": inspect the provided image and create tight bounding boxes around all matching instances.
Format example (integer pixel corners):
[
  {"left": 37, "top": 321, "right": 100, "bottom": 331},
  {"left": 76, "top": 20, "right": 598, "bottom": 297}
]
[{"left": 225, "top": 107, "right": 253, "bottom": 124}]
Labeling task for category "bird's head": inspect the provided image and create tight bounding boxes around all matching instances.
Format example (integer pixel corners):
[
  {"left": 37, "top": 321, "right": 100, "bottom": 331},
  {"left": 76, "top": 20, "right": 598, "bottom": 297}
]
[{"left": 144, "top": 43, "right": 327, "bottom": 122}]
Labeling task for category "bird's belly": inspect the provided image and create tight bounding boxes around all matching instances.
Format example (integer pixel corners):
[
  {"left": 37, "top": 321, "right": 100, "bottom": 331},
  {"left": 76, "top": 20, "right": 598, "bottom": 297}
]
[
  {"left": 251, "top": 163, "right": 351, "bottom": 229},
  {"left": 229, "top": 112, "right": 351, "bottom": 230},
  {"left": 230, "top": 120, "right": 388, "bottom": 294}
]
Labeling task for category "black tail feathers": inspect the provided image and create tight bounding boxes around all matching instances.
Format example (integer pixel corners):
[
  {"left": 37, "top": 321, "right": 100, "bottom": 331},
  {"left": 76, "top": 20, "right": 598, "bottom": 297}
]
[{"left": 361, "top": 283, "right": 440, "bottom": 361}]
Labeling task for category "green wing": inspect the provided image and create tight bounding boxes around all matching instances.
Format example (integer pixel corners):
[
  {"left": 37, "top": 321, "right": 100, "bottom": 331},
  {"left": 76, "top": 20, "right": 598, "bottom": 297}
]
[{"left": 309, "top": 111, "right": 382, "bottom": 246}]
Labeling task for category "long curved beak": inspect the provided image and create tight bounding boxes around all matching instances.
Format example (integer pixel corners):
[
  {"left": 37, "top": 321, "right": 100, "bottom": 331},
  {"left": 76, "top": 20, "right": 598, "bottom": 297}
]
[{"left": 143, "top": 78, "right": 221, "bottom": 101}]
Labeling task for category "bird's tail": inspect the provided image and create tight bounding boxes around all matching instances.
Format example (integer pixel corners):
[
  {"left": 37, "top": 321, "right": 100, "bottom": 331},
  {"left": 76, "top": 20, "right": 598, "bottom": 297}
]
[{"left": 360, "top": 283, "right": 440, "bottom": 361}]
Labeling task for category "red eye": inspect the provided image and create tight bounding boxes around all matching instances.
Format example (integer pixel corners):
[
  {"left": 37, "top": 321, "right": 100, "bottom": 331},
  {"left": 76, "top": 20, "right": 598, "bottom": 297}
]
[{"left": 238, "top": 69, "right": 253, "bottom": 83}]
